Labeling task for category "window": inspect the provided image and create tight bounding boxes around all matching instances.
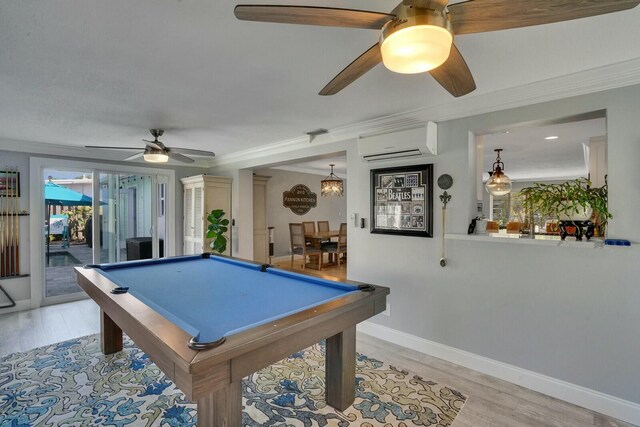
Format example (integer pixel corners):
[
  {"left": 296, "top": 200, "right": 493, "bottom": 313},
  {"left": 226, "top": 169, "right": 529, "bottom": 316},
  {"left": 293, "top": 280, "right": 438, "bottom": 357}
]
[{"left": 477, "top": 111, "right": 607, "bottom": 238}]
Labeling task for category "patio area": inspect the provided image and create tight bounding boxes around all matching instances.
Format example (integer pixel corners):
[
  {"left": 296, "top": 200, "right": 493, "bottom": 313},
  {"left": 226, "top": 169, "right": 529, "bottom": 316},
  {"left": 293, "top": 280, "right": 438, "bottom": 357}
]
[{"left": 45, "top": 243, "right": 126, "bottom": 298}]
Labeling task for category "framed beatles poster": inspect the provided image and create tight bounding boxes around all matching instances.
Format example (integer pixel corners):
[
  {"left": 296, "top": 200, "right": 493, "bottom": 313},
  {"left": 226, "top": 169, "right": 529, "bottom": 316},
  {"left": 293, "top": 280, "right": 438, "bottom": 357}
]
[{"left": 370, "top": 164, "right": 433, "bottom": 237}]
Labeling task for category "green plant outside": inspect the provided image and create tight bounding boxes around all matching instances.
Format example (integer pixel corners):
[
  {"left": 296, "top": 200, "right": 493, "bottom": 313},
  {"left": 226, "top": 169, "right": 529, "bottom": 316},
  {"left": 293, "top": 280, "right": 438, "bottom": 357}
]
[
  {"left": 61, "top": 206, "right": 92, "bottom": 242},
  {"left": 520, "top": 177, "right": 612, "bottom": 226},
  {"left": 206, "top": 209, "right": 229, "bottom": 254}
]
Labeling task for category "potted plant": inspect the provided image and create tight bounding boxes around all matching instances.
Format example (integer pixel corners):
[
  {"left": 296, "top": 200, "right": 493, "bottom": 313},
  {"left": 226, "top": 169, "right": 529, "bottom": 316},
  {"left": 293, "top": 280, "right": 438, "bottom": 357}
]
[
  {"left": 520, "top": 177, "right": 612, "bottom": 239},
  {"left": 206, "top": 209, "right": 230, "bottom": 254}
]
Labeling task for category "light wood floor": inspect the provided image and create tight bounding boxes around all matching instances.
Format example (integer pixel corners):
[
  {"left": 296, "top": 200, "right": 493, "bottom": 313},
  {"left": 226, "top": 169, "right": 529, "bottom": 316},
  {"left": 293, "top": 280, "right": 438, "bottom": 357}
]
[{"left": 0, "top": 300, "right": 635, "bottom": 427}]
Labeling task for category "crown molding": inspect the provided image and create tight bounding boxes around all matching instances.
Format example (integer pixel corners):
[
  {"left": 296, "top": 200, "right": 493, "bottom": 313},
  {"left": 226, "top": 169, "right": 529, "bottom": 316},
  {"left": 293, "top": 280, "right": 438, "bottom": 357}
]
[{"left": 210, "top": 57, "right": 640, "bottom": 168}]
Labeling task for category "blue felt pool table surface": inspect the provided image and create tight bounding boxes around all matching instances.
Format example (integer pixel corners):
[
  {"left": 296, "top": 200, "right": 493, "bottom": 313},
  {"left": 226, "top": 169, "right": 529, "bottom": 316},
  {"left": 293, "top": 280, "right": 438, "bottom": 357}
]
[{"left": 94, "top": 255, "right": 360, "bottom": 346}]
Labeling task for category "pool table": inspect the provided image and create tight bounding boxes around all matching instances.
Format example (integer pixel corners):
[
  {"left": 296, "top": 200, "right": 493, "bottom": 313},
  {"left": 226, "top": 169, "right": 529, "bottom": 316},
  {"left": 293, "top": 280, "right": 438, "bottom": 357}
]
[{"left": 75, "top": 253, "right": 389, "bottom": 427}]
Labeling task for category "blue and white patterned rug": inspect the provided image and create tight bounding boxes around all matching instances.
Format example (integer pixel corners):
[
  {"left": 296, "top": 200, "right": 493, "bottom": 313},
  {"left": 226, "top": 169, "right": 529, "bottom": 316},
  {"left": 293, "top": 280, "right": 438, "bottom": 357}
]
[{"left": 0, "top": 335, "right": 466, "bottom": 426}]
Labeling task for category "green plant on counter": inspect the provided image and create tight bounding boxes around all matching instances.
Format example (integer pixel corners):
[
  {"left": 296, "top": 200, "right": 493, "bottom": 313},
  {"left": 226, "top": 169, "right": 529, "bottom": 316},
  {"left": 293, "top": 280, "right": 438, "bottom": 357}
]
[
  {"left": 206, "top": 209, "right": 229, "bottom": 254},
  {"left": 520, "top": 177, "right": 612, "bottom": 226}
]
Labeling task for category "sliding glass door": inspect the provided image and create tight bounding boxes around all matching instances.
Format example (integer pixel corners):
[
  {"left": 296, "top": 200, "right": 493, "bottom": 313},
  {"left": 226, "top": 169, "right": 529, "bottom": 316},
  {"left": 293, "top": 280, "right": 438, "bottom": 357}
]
[
  {"left": 43, "top": 169, "right": 93, "bottom": 299},
  {"left": 32, "top": 158, "right": 174, "bottom": 307},
  {"left": 95, "top": 173, "right": 166, "bottom": 264}
]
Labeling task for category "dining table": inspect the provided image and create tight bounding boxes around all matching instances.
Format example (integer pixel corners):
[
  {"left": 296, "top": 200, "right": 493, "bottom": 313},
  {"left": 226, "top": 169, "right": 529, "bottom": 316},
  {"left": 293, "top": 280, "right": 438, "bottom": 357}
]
[{"left": 304, "top": 230, "right": 341, "bottom": 270}]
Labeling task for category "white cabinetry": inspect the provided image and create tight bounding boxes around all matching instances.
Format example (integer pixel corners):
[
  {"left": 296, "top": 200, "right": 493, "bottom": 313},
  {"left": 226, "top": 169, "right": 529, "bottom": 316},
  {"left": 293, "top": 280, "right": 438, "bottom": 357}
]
[{"left": 181, "top": 175, "right": 232, "bottom": 255}]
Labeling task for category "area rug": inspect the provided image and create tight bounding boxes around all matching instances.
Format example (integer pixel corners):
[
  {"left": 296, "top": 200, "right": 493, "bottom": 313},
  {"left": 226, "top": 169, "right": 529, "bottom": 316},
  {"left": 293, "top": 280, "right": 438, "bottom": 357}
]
[{"left": 0, "top": 335, "right": 466, "bottom": 426}]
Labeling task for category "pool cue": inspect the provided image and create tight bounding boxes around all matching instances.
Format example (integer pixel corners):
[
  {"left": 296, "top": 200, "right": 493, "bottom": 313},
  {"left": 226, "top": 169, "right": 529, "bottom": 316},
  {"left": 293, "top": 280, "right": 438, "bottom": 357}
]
[
  {"left": 3, "top": 169, "right": 9, "bottom": 276},
  {"left": 15, "top": 170, "right": 19, "bottom": 275},
  {"left": 0, "top": 173, "right": 5, "bottom": 277},
  {"left": 10, "top": 168, "right": 17, "bottom": 276},
  {"left": 8, "top": 168, "right": 15, "bottom": 276},
  {"left": 2, "top": 169, "right": 7, "bottom": 276},
  {"left": 12, "top": 168, "right": 18, "bottom": 275}
]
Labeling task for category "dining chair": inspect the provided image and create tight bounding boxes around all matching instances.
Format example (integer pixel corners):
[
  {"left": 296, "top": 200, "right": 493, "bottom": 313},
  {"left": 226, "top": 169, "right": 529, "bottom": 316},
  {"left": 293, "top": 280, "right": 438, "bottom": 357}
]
[
  {"left": 289, "top": 223, "right": 322, "bottom": 270},
  {"left": 317, "top": 220, "right": 333, "bottom": 262},
  {"left": 323, "top": 222, "right": 347, "bottom": 267},
  {"left": 302, "top": 221, "right": 315, "bottom": 245},
  {"left": 317, "top": 221, "right": 330, "bottom": 233}
]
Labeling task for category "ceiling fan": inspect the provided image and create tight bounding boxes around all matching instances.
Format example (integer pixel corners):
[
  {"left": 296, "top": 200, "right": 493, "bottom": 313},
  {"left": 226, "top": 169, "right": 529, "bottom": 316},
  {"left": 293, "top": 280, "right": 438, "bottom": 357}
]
[
  {"left": 234, "top": 0, "right": 639, "bottom": 97},
  {"left": 85, "top": 129, "right": 216, "bottom": 164}
]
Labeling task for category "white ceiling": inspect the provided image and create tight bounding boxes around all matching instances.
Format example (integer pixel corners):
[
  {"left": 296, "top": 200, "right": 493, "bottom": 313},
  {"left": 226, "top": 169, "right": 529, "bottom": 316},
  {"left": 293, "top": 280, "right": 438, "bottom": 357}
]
[
  {"left": 269, "top": 155, "right": 347, "bottom": 177},
  {"left": 482, "top": 117, "right": 606, "bottom": 182},
  {"left": 1, "top": 1, "right": 639, "bottom": 159}
]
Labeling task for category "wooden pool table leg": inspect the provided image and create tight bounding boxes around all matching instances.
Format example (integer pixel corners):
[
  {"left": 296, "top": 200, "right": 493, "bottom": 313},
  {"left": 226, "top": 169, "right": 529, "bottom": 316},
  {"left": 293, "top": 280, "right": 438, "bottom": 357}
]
[
  {"left": 325, "top": 325, "right": 356, "bottom": 411},
  {"left": 100, "top": 309, "right": 123, "bottom": 354},
  {"left": 197, "top": 381, "right": 242, "bottom": 427}
]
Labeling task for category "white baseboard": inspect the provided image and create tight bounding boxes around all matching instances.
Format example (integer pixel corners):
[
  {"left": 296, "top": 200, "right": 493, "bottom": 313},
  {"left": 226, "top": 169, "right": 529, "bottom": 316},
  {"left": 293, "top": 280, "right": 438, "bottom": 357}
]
[
  {"left": 357, "top": 321, "right": 640, "bottom": 426},
  {"left": 0, "top": 299, "right": 31, "bottom": 315}
]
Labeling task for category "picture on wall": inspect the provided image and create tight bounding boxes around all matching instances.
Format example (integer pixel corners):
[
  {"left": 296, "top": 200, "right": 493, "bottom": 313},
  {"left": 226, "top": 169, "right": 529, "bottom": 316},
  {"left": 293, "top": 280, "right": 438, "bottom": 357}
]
[
  {"left": 370, "top": 164, "right": 433, "bottom": 237},
  {"left": 0, "top": 171, "right": 20, "bottom": 197}
]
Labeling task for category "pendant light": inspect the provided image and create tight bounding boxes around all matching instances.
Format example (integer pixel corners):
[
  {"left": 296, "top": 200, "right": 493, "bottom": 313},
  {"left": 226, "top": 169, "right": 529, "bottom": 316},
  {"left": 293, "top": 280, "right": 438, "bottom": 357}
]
[
  {"left": 321, "top": 164, "right": 344, "bottom": 197},
  {"left": 485, "top": 149, "right": 512, "bottom": 196}
]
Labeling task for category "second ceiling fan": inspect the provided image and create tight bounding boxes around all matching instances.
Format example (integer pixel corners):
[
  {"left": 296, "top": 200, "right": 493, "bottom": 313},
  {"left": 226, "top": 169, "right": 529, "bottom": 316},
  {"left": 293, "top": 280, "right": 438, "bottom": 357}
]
[
  {"left": 86, "top": 129, "right": 215, "bottom": 164},
  {"left": 235, "top": 0, "right": 639, "bottom": 97}
]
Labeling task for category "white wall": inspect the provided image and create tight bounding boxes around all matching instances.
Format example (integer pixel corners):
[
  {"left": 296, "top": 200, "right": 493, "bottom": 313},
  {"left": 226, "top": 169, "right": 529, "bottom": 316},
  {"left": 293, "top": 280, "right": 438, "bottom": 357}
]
[
  {"left": 255, "top": 168, "right": 347, "bottom": 257},
  {"left": 347, "top": 85, "right": 640, "bottom": 408},
  {"left": 212, "top": 84, "right": 640, "bottom": 422}
]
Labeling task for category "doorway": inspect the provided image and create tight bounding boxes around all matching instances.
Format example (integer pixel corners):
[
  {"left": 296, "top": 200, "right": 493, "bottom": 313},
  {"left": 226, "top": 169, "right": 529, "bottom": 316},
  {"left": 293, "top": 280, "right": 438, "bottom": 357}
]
[{"left": 31, "top": 158, "right": 175, "bottom": 307}]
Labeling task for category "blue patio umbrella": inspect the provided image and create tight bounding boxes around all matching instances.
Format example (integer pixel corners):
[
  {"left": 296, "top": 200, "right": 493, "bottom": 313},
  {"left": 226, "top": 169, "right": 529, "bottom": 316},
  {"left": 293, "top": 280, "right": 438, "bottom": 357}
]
[
  {"left": 45, "top": 182, "right": 93, "bottom": 207},
  {"left": 44, "top": 182, "right": 95, "bottom": 258}
]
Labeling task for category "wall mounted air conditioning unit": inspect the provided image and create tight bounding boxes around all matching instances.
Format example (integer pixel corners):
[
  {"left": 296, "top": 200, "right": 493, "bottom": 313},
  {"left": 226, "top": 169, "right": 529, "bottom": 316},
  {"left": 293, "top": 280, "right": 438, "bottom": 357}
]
[{"left": 358, "top": 122, "right": 437, "bottom": 162}]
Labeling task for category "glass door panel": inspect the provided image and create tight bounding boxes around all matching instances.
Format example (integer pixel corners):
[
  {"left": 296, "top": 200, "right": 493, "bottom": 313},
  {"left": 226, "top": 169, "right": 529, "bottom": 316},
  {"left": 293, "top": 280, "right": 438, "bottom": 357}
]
[
  {"left": 96, "top": 173, "right": 159, "bottom": 263},
  {"left": 43, "top": 169, "right": 93, "bottom": 298}
]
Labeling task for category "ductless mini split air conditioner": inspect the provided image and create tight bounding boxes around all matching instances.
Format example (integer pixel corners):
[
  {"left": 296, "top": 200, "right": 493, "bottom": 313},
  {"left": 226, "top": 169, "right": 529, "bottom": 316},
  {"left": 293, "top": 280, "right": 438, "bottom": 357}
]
[{"left": 357, "top": 121, "right": 437, "bottom": 162}]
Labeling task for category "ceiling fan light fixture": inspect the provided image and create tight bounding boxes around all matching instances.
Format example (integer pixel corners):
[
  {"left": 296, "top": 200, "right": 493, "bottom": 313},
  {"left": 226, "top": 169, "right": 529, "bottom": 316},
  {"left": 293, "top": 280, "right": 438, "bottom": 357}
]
[
  {"left": 380, "top": 11, "right": 452, "bottom": 74},
  {"left": 143, "top": 150, "right": 169, "bottom": 163}
]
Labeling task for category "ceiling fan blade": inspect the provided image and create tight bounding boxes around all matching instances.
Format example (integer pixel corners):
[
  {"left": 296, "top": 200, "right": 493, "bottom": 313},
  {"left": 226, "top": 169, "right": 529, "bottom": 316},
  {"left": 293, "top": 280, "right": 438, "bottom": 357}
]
[
  {"left": 167, "top": 151, "right": 195, "bottom": 163},
  {"left": 85, "top": 145, "right": 143, "bottom": 150},
  {"left": 403, "top": 0, "right": 448, "bottom": 11},
  {"left": 234, "top": 5, "right": 394, "bottom": 29},
  {"left": 142, "top": 139, "right": 163, "bottom": 150},
  {"left": 449, "top": 0, "right": 640, "bottom": 35},
  {"left": 169, "top": 147, "right": 216, "bottom": 157},
  {"left": 124, "top": 152, "right": 144, "bottom": 161},
  {"left": 429, "top": 43, "right": 476, "bottom": 97},
  {"left": 320, "top": 43, "right": 383, "bottom": 96}
]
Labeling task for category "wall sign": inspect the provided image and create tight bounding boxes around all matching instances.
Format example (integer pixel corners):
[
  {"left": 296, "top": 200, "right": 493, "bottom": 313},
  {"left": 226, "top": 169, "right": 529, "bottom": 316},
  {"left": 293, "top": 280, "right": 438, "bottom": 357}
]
[
  {"left": 283, "top": 184, "right": 317, "bottom": 215},
  {"left": 370, "top": 164, "right": 433, "bottom": 237}
]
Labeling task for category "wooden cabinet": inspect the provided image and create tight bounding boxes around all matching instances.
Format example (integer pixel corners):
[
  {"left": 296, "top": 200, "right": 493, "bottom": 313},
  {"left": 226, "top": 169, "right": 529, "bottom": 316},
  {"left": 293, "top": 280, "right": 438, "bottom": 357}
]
[{"left": 181, "top": 175, "right": 232, "bottom": 256}]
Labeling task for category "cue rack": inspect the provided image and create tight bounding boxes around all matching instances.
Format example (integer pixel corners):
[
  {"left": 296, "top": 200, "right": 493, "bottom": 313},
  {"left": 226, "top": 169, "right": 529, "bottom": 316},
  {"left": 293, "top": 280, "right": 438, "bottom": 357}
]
[{"left": 0, "top": 167, "right": 21, "bottom": 278}]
